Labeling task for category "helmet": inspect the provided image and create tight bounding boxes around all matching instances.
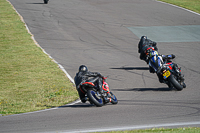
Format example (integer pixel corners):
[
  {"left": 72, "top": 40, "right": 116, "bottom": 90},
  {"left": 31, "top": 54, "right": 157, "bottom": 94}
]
[
  {"left": 79, "top": 65, "right": 88, "bottom": 72},
  {"left": 149, "top": 51, "right": 158, "bottom": 57}
]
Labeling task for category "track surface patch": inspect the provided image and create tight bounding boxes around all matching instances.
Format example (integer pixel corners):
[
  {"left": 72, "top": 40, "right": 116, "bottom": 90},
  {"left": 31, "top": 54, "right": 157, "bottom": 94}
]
[{"left": 128, "top": 25, "right": 200, "bottom": 42}]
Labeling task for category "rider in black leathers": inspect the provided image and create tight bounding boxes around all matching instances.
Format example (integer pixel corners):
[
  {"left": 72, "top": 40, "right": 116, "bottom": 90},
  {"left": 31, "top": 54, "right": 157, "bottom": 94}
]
[
  {"left": 138, "top": 36, "right": 158, "bottom": 64},
  {"left": 74, "top": 65, "right": 107, "bottom": 103}
]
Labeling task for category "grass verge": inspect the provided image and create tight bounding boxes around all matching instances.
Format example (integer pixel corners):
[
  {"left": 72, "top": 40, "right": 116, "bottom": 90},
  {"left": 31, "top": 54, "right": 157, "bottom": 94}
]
[
  {"left": 96, "top": 127, "right": 200, "bottom": 133},
  {"left": 158, "top": 0, "right": 200, "bottom": 14},
  {"left": 0, "top": 0, "right": 78, "bottom": 116}
]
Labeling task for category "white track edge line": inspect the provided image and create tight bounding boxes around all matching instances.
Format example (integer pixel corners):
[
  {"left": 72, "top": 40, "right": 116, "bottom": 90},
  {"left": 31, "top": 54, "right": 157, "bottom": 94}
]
[
  {"left": 3, "top": 0, "right": 81, "bottom": 117},
  {"left": 46, "top": 121, "right": 200, "bottom": 133}
]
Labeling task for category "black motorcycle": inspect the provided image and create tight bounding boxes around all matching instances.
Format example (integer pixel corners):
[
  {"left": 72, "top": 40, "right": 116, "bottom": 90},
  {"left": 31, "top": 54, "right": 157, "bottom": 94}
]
[
  {"left": 149, "top": 52, "right": 186, "bottom": 91},
  {"left": 79, "top": 76, "right": 118, "bottom": 107}
]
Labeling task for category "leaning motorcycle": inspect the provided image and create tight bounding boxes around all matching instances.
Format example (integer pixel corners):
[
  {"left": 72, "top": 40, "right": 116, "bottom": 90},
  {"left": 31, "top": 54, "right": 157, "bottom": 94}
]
[
  {"left": 148, "top": 51, "right": 186, "bottom": 91},
  {"left": 80, "top": 76, "right": 118, "bottom": 107}
]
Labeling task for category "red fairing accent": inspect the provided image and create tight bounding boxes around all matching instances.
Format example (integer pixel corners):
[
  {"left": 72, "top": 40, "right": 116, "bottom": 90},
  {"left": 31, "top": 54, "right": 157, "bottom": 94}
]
[
  {"left": 102, "top": 77, "right": 107, "bottom": 80},
  {"left": 168, "top": 65, "right": 172, "bottom": 70},
  {"left": 167, "top": 62, "right": 172, "bottom": 64},
  {"left": 82, "top": 82, "right": 95, "bottom": 86},
  {"left": 166, "top": 63, "right": 173, "bottom": 70},
  {"left": 102, "top": 81, "right": 109, "bottom": 92}
]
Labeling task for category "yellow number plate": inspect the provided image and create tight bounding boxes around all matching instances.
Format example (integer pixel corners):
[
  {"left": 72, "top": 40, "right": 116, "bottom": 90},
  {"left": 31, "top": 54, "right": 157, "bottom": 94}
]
[{"left": 163, "top": 70, "right": 171, "bottom": 78}]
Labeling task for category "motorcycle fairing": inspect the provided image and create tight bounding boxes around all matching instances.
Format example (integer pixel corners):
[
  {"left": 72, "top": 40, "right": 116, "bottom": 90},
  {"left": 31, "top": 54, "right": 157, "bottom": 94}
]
[
  {"left": 149, "top": 55, "right": 163, "bottom": 72},
  {"left": 80, "top": 82, "right": 96, "bottom": 93},
  {"left": 102, "top": 81, "right": 110, "bottom": 93},
  {"left": 82, "top": 82, "right": 95, "bottom": 86}
]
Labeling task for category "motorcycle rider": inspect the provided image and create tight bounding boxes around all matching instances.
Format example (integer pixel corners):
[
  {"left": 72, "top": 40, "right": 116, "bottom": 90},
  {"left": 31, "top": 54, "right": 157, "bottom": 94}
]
[
  {"left": 74, "top": 65, "right": 109, "bottom": 103},
  {"left": 138, "top": 36, "right": 158, "bottom": 64}
]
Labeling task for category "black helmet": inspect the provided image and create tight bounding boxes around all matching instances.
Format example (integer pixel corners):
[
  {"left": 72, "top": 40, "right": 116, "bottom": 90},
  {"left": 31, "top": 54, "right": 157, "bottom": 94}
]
[
  {"left": 79, "top": 65, "right": 88, "bottom": 72},
  {"left": 141, "top": 36, "right": 147, "bottom": 39}
]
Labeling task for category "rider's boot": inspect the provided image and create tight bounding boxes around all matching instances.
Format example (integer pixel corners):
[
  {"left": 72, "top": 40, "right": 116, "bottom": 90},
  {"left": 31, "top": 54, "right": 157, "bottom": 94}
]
[
  {"left": 176, "top": 66, "right": 185, "bottom": 81},
  {"left": 182, "top": 83, "right": 186, "bottom": 88},
  {"left": 81, "top": 97, "right": 88, "bottom": 103},
  {"left": 157, "top": 74, "right": 164, "bottom": 83},
  {"left": 174, "top": 66, "right": 185, "bottom": 88},
  {"left": 174, "top": 64, "right": 181, "bottom": 74}
]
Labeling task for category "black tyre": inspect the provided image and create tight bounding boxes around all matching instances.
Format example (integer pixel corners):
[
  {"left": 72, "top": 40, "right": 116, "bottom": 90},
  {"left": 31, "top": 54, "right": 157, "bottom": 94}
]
[
  {"left": 167, "top": 81, "right": 173, "bottom": 88},
  {"left": 168, "top": 75, "right": 183, "bottom": 91},
  {"left": 110, "top": 92, "right": 118, "bottom": 104},
  {"left": 87, "top": 90, "right": 104, "bottom": 107}
]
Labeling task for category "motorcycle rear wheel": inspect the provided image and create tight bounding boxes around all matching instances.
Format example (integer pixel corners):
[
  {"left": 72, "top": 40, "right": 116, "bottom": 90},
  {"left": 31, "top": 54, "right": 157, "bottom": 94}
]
[
  {"left": 168, "top": 75, "right": 183, "bottom": 91},
  {"left": 87, "top": 90, "right": 104, "bottom": 107}
]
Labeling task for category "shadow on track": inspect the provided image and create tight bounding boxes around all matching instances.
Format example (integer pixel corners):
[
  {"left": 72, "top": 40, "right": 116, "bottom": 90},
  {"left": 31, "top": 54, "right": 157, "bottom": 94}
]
[
  {"left": 110, "top": 67, "right": 149, "bottom": 71},
  {"left": 59, "top": 103, "right": 115, "bottom": 108},
  {"left": 115, "top": 87, "right": 176, "bottom": 91},
  {"left": 59, "top": 104, "right": 95, "bottom": 108},
  {"left": 26, "top": 3, "right": 46, "bottom": 4}
]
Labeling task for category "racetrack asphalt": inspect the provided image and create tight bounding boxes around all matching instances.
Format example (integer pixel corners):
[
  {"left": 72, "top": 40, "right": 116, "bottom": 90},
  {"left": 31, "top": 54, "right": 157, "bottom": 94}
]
[{"left": 1, "top": 0, "right": 200, "bottom": 132}]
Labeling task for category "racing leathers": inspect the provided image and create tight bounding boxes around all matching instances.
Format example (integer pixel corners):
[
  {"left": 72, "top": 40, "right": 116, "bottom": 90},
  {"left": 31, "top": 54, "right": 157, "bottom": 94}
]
[
  {"left": 138, "top": 36, "right": 158, "bottom": 63},
  {"left": 149, "top": 54, "right": 176, "bottom": 74},
  {"left": 74, "top": 71, "right": 104, "bottom": 103}
]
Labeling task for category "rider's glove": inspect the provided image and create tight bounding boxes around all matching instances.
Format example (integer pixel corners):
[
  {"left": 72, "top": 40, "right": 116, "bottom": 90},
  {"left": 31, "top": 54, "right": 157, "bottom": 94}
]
[
  {"left": 96, "top": 72, "right": 102, "bottom": 77},
  {"left": 171, "top": 54, "right": 175, "bottom": 59}
]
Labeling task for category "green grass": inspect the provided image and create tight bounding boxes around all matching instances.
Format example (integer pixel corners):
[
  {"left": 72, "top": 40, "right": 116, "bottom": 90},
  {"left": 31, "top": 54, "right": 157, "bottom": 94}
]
[
  {"left": 96, "top": 127, "right": 200, "bottom": 133},
  {"left": 158, "top": 0, "right": 200, "bottom": 14},
  {"left": 0, "top": 0, "right": 78, "bottom": 116}
]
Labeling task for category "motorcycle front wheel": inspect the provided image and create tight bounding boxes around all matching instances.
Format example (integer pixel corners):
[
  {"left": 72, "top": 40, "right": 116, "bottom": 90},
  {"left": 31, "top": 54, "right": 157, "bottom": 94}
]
[
  {"left": 109, "top": 92, "right": 118, "bottom": 104},
  {"left": 87, "top": 90, "right": 104, "bottom": 107},
  {"left": 168, "top": 75, "right": 183, "bottom": 91}
]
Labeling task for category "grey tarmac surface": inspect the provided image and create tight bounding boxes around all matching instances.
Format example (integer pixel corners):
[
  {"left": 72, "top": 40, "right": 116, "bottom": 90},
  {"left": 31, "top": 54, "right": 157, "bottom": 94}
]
[{"left": 1, "top": 0, "right": 200, "bottom": 132}]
